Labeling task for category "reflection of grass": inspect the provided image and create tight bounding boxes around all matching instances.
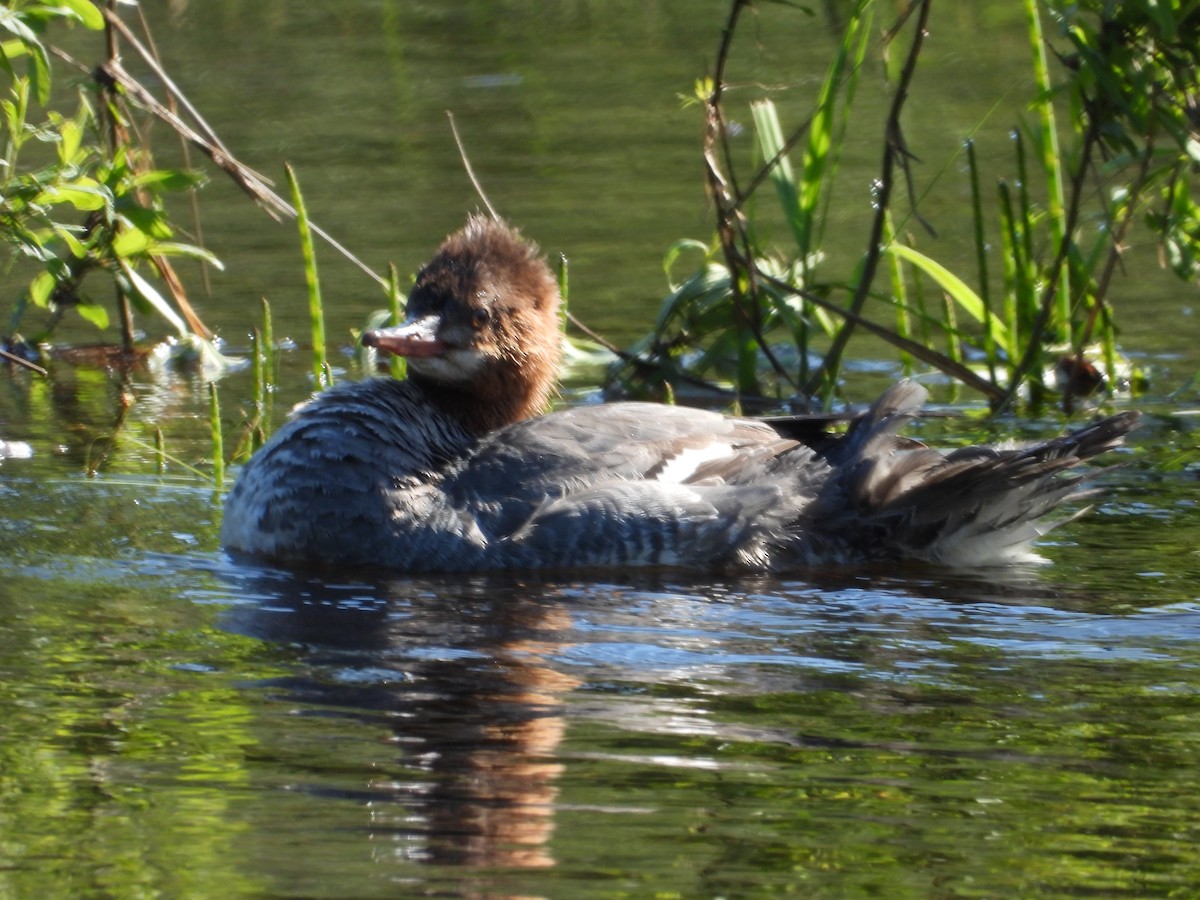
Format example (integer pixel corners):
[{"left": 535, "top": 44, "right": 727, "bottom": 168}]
[{"left": 209, "top": 382, "right": 224, "bottom": 490}]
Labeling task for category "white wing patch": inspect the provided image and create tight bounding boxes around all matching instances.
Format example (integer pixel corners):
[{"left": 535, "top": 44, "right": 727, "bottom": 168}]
[{"left": 653, "top": 441, "right": 738, "bottom": 484}]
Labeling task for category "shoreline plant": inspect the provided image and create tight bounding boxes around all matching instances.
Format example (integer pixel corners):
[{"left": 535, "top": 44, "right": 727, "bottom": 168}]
[
  {"left": 0, "top": 0, "right": 221, "bottom": 366},
  {"left": 1, "top": 0, "right": 1196, "bottom": 483},
  {"left": 608, "top": 0, "right": 1200, "bottom": 413}
]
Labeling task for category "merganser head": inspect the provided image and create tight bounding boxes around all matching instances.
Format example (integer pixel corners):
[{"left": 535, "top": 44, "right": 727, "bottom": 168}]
[{"left": 363, "top": 215, "right": 563, "bottom": 434}]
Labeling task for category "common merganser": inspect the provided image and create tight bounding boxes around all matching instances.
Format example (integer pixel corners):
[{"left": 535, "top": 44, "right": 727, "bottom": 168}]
[{"left": 220, "top": 216, "right": 1139, "bottom": 573}]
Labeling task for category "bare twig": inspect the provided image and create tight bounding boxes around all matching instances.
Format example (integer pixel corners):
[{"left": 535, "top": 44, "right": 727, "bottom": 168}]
[
  {"left": 86, "top": 4, "right": 389, "bottom": 292},
  {"left": 93, "top": 61, "right": 386, "bottom": 289},
  {"left": 100, "top": 1, "right": 136, "bottom": 350},
  {"left": 99, "top": 6, "right": 233, "bottom": 154},
  {"left": 756, "top": 270, "right": 1005, "bottom": 400},
  {"left": 133, "top": 2, "right": 213, "bottom": 298},
  {"left": 0, "top": 347, "right": 48, "bottom": 375},
  {"left": 447, "top": 111, "right": 500, "bottom": 220},
  {"left": 1079, "top": 132, "right": 1153, "bottom": 348},
  {"left": 704, "top": 0, "right": 795, "bottom": 390},
  {"left": 564, "top": 314, "right": 816, "bottom": 405}
]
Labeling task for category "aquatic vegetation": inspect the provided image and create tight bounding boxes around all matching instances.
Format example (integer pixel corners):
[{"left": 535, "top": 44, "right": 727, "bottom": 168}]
[
  {"left": 1, "top": 0, "right": 1193, "bottom": 487},
  {"left": 0, "top": 0, "right": 222, "bottom": 362},
  {"left": 610, "top": 0, "right": 1200, "bottom": 412}
]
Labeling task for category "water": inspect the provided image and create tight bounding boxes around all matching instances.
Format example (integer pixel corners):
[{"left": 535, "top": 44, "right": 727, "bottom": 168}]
[
  {"left": 3, "top": 1, "right": 1200, "bottom": 897},
  {"left": 4, "top": 478, "right": 1200, "bottom": 896}
]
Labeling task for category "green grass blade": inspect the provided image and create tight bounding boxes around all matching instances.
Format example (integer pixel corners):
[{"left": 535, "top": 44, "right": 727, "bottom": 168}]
[
  {"left": 965, "top": 139, "right": 998, "bottom": 384},
  {"left": 285, "top": 163, "right": 332, "bottom": 389},
  {"left": 750, "top": 99, "right": 800, "bottom": 242},
  {"left": 882, "top": 212, "right": 914, "bottom": 375},
  {"left": 386, "top": 263, "right": 406, "bottom": 381},
  {"left": 750, "top": 2, "right": 872, "bottom": 266},
  {"left": 885, "top": 243, "right": 1011, "bottom": 354},
  {"left": 154, "top": 426, "right": 166, "bottom": 476},
  {"left": 802, "top": 0, "right": 872, "bottom": 256},
  {"left": 1023, "top": 0, "right": 1070, "bottom": 343}
]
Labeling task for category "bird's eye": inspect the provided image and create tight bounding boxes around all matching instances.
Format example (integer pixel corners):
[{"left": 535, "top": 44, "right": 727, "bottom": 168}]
[{"left": 471, "top": 307, "right": 490, "bottom": 329}]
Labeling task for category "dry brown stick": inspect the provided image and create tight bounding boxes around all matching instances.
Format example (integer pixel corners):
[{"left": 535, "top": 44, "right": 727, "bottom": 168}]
[
  {"left": 0, "top": 347, "right": 48, "bottom": 375},
  {"left": 447, "top": 111, "right": 500, "bottom": 220},
  {"left": 133, "top": 3, "right": 214, "bottom": 299},
  {"left": 93, "top": 59, "right": 386, "bottom": 289},
  {"left": 95, "top": 61, "right": 281, "bottom": 215},
  {"left": 99, "top": 6, "right": 235, "bottom": 156},
  {"left": 703, "top": 0, "right": 795, "bottom": 389}
]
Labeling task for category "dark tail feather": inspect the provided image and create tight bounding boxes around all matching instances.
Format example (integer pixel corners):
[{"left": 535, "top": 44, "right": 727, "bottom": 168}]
[{"left": 804, "top": 382, "right": 1140, "bottom": 566}]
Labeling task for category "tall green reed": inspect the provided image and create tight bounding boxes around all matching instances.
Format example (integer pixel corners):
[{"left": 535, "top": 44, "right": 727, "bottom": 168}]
[{"left": 286, "top": 164, "right": 333, "bottom": 391}]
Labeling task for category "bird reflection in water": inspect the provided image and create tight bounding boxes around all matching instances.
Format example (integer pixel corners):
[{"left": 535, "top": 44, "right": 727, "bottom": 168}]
[{"left": 222, "top": 568, "right": 580, "bottom": 875}]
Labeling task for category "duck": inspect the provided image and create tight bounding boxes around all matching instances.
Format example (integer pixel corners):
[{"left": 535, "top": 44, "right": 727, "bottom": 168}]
[{"left": 220, "top": 215, "right": 1140, "bottom": 574}]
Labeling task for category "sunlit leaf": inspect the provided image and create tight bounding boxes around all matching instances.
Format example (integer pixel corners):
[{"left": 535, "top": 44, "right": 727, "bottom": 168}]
[
  {"left": 132, "top": 169, "right": 206, "bottom": 191},
  {"left": 35, "top": 179, "right": 108, "bottom": 211},
  {"left": 111, "top": 225, "right": 151, "bottom": 258},
  {"left": 28, "top": 270, "right": 55, "bottom": 308},
  {"left": 150, "top": 241, "right": 225, "bottom": 270},
  {"left": 1186, "top": 137, "right": 1200, "bottom": 166},
  {"left": 26, "top": 36, "right": 50, "bottom": 105},
  {"left": 57, "top": 0, "right": 106, "bottom": 30},
  {"left": 121, "top": 205, "right": 174, "bottom": 240},
  {"left": 51, "top": 223, "right": 88, "bottom": 258},
  {"left": 57, "top": 118, "right": 82, "bottom": 165},
  {"left": 76, "top": 300, "right": 109, "bottom": 329},
  {"left": 886, "top": 242, "right": 1012, "bottom": 354},
  {"left": 0, "top": 37, "right": 31, "bottom": 60},
  {"left": 0, "top": 9, "right": 43, "bottom": 48}
]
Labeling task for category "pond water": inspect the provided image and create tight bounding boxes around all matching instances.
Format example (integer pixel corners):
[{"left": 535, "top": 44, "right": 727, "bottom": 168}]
[{"left": 3, "top": 1, "right": 1200, "bottom": 897}]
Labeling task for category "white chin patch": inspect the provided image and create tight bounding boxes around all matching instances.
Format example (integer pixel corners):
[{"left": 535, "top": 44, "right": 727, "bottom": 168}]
[{"left": 410, "top": 349, "right": 486, "bottom": 383}]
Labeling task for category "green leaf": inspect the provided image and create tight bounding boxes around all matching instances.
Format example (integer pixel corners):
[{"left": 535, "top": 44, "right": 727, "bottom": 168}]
[
  {"left": 111, "top": 225, "right": 151, "bottom": 258},
  {"left": 51, "top": 223, "right": 88, "bottom": 258},
  {"left": 1, "top": 75, "right": 28, "bottom": 137},
  {"left": 76, "top": 300, "right": 109, "bottom": 329},
  {"left": 28, "top": 270, "right": 55, "bottom": 308},
  {"left": 662, "top": 238, "right": 709, "bottom": 287},
  {"left": 885, "top": 242, "right": 1012, "bottom": 354},
  {"left": 0, "top": 37, "right": 30, "bottom": 61},
  {"left": 35, "top": 178, "right": 108, "bottom": 211},
  {"left": 131, "top": 168, "right": 206, "bottom": 191},
  {"left": 29, "top": 40, "right": 49, "bottom": 103},
  {"left": 751, "top": 99, "right": 802, "bottom": 244},
  {"left": 58, "top": 117, "right": 83, "bottom": 165},
  {"left": 149, "top": 241, "right": 225, "bottom": 270},
  {"left": 1186, "top": 137, "right": 1200, "bottom": 166},
  {"left": 0, "top": 9, "right": 43, "bottom": 47},
  {"left": 58, "top": 0, "right": 106, "bottom": 30},
  {"left": 121, "top": 205, "right": 174, "bottom": 240}
]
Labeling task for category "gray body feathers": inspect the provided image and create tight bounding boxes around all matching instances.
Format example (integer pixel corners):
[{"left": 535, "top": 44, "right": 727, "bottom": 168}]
[{"left": 221, "top": 379, "right": 1138, "bottom": 573}]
